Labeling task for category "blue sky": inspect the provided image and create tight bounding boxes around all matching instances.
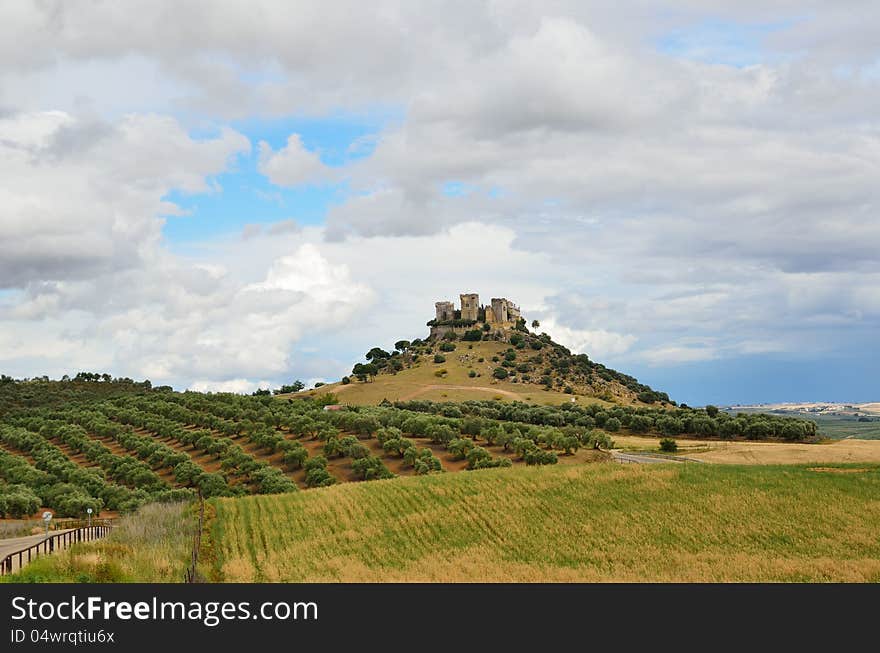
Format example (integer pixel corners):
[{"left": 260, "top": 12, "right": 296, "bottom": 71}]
[
  {"left": 1, "top": 3, "right": 878, "bottom": 405},
  {"left": 162, "top": 113, "right": 393, "bottom": 243}
]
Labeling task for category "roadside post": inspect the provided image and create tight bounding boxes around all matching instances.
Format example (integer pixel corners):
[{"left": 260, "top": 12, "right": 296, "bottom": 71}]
[{"left": 87, "top": 507, "right": 93, "bottom": 528}]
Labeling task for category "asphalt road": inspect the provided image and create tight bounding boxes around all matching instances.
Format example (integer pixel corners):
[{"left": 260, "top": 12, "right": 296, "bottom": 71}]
[{"left": 0, "top": 529, "right": 74, "bottom": 574}]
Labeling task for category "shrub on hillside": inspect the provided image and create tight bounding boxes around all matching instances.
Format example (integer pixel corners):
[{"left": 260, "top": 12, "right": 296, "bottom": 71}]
[
  {"left": 493, "top": 367, "right": 508, "bottom": 380},
  {"left": 433, "top": 354, "right": 446, "bottom": 364},
  {"left": 604, "top": 417, "right": 621, "bottom": 432}
]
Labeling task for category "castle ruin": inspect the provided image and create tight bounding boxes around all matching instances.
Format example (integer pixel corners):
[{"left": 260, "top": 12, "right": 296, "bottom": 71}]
[{"left": 430, "top": 292, "right": 522, "bottom": 339}]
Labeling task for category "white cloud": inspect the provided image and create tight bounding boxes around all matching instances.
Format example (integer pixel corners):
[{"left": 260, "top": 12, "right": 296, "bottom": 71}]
[
  {"left": 538, "top": 320, "right": 637, "bottom": 359},
  {"left": 188, "top": 378, "right": 274, "bottom": 394},
  {"left": 0, "top": 111, "right": 249, "bottom": 288},
  {"left": 258, "top": 134, "right": 334, "bottom": 187},
  {"left": 641, "top": 344, "right": 720, "bottom": 366}
]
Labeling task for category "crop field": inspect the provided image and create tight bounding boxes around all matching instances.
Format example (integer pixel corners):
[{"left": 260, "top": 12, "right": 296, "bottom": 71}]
[
  {"left": 612, "top": 434, "right": 880, "bottom": 464},
  {"left": 207, "top": 462, "right": 880, "bottom": 582},
  {"left": 0, "top": 378, "right": 835, "bottom": 522}
]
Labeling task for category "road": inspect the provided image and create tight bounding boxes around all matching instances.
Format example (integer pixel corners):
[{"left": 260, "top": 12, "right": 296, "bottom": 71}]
[
  {"left": 611, "top": 451, "right": 700, "bottom": 464},
  {"left": 0, "top": 529, "right": 74, "bottom": 574}
]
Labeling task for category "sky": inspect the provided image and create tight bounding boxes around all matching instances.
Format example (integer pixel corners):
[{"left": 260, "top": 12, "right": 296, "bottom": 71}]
[{"left": 0, "top": 1, "right": 878, "bottom": 406}]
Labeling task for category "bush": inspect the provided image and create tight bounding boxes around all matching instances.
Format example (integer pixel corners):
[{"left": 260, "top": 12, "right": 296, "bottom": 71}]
[
  {"left": 604, "top": 417, "right": 621, "bottom": 432},
  {"left": 433, "top": 354, "right": 446, "bottom": 364},
  {"left": 341, "top": 376, "right": 351, "bottom": 385},
  {"left": 439, "top": 342, "right": 456, "bottom": 352},
  {"left": 468, "top": 370, "right": 477, "bottom": 378},
  {"left": 462, "top": 330, "right": 482, "bottom": 341},
  {"left": 659, "top": 438, "right": 678, "bottom": 453},
  {"left": 492, "top": 367, "right": 509, "bottom": 380}
]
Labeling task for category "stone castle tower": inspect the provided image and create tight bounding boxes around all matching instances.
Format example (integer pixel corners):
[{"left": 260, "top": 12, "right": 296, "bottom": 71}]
[
  {"left": 434, "top": 301, "right": 455, "bottom": 322},
  {"left": 460, "top": 293, "right": 479, "bottom": 322}
]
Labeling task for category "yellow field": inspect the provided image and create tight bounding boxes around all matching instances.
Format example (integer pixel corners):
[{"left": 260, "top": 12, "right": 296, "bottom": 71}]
[
  {"left": 207, "top": 462, "right": 880, "bottom": 583},
  {"left": 612, "top": 434, "right": 880, "bottom": 464},
  {"left": 286, "top": 341, "right": 615, "bottom": 407}
]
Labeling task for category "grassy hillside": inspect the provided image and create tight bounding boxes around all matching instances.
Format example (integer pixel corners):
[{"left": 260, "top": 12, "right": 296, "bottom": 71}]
[
  {"left": 296, "top": 341, "right": 610, "bottom": 407},
  {"left": 207, "top": 462, "right": 880, "bottom": 582},
  {"left": 292, "top": 335, "right": 670, "bottom": 407}
]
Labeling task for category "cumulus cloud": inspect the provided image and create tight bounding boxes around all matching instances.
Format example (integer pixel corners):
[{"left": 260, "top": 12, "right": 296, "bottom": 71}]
[
  {"left": 188, "top": 378, "right": 274, "bottom": 394},
  {"left": 0, "top": 110, "right": 249, "bottom": 288},
  {"left": 258, "top": 134, "right": 335, "bottom": 187},
  {"left": 537, "top": 320, "right": 637, "bottom": 359}
]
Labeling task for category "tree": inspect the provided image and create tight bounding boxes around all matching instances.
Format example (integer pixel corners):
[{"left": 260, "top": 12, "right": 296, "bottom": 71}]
[
  {"left": 531, "top": 320, "right": 540, "bottom": 330},
  {"left": 394, "top": 340, "right": 411, "bottom": 352},
  {"left": 659, "top": 438, "right": 678, "bottom": 453},
  {"left": 629, "top": 415, "right": 653, "bottom": 433},
  {"left": 351, "top": 456, "right": 394, "bottom": 481},
  {"left": 705, "top": 405, "right": 719, "bottom": 418},
  {"left": 366, "top": 347, "right": 391, "bottom": 361},
  {"left": 447, "top": 438, "right": 474, "bottom": 460},
  {"left": 275, "top": 380, "right": 305, "bottom": 394},
  {"left": 556, "top": 435, "right": 580, "bottom": 455},
  {"left": 604, "top": 417, "right": 621, "bottom": 432}
]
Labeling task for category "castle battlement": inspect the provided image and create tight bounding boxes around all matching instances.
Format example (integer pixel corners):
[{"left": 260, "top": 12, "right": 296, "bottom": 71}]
[{"left": 429, "top": 292, "right": 522, "bottom": 339}]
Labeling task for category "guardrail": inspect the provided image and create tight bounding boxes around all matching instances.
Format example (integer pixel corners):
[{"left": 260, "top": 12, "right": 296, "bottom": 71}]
[{"left": 1, "top": 524, "right": 114, "bottom": 576}]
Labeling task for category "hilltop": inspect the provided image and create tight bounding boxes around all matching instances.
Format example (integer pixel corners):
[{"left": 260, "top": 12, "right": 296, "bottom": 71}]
[{"left": 293, "top": 291, "right": 672, "bottom": 407}]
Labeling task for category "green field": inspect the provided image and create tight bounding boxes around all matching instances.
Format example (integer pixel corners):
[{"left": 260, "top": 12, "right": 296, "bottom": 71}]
[
  {"left": 805, "top": 415, "right": 880, "bottom": 440},
  {"left": 206, "top": 462, "right": 880, "bottom": 582}
]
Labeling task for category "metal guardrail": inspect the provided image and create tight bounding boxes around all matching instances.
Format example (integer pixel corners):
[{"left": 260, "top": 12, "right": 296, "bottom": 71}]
[{"left": 1, "top": 523, "right": 114, "bottom": 576}]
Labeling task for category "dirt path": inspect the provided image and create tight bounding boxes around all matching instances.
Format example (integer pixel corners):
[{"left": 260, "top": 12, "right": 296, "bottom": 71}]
[{"left": 399, "top": 385, "right": 522, "bottom": 401}]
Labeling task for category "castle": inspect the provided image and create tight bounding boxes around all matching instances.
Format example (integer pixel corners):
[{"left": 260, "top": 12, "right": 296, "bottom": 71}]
[{"left": 430, "top": 292, "right": 521, "bottom": 339}]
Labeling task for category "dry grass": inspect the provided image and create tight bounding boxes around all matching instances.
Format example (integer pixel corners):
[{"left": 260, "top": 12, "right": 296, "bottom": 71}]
[
  {"left": 285, "top": 341, "right": 615, "bottom": 408},
  {"left": 612, "top": 434, "right": 880, "bottom": 464},
  {"left": 2, "top": 502, "right": 197, "bottom": 583},
  {"left": 208, "top": 462, "right": 880, "bottom": 583}
]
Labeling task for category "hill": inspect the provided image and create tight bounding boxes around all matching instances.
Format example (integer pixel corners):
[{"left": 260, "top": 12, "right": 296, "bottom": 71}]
[{"left": 292, "top": 332, "right": 672, "bottom": 407}]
